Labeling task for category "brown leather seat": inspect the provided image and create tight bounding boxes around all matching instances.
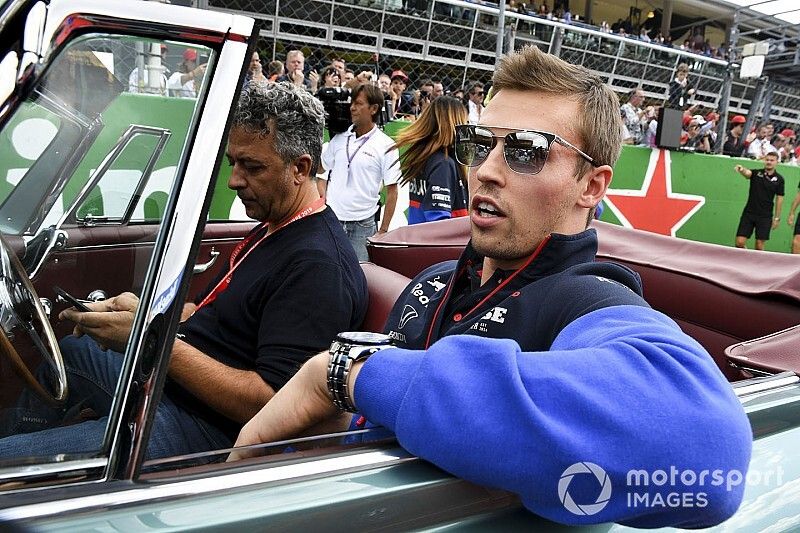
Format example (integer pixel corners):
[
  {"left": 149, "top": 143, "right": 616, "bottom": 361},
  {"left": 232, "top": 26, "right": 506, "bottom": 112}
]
[
  {"left": 726, "top": 325, "right": 800, "bottom": 377},
  {"left": 359, "top": 262, "right": 411, "bottom": 333}
]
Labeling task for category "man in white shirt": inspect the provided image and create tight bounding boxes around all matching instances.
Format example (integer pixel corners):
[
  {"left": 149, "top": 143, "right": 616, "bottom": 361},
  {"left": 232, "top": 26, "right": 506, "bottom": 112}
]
[
  {"left": 319, "top": 84, "right": 400, "bottom": 261},
  {"left": 466, "top": 82, "right": 484, "bottom": 124},
  {"left": 747, "top": 124, "right": 776, "bottom": 160}
]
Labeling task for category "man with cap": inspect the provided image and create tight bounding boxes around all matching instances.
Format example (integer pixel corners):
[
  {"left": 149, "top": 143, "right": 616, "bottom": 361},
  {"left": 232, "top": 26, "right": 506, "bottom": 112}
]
[
  {"left": 390, "top": 69, "right": 414, "bottom": 115},
  {"left": 723, "top": 115, "right": 747, "bottom": 156},
  {"left": 683, "top": 114, "right": 711, "bottom": 152},
  {"left": 777, "top": 128, "right": 796, "bottom": 162},
  {"left": 167, "top": 48, "right": 207, "bottom": 98}
]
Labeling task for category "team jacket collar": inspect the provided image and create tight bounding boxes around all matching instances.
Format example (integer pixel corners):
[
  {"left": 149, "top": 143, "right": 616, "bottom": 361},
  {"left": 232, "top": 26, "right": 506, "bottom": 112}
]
[{"left": 457, "top": 228, "right": 599, "bottom": 282}]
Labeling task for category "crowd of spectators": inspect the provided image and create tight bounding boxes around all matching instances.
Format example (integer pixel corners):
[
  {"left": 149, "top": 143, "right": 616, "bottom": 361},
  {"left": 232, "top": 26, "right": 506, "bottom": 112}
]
[{"left": 619, "top": 65, "right": 799, "bottom": 163}]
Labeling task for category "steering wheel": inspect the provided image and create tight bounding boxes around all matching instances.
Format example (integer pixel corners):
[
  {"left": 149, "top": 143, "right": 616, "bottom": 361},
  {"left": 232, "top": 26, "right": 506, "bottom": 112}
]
[{"left": 0, "top": 233, "right": 67, "bottom": 405}]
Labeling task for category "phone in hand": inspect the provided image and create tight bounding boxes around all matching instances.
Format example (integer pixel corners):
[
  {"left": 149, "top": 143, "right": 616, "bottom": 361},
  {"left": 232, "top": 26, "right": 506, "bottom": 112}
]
[{"left": 53, "top": 286, "right": 91, "bottom": 312}]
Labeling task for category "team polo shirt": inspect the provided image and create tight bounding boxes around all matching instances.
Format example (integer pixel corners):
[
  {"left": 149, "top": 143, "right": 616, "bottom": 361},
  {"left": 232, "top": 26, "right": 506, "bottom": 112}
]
[
  {"left": 321, "top": 125, "right": 401, "bottom": 222},
  {"left": 743, "top": 168, "right": 784, "bottom": 216}
]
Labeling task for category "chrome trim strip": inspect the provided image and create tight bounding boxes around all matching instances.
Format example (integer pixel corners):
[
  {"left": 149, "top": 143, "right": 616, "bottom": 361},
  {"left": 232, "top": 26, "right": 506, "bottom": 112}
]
[
  {"left": 0, "top": 458, "right": 106, "bottom": 482},
  {"left": 53, "top": 125, "right": 170, "bottom": 228},
  {"left": 0, "top": 449, "right": 412, "bottom": 521},
  {"left": 734, "top": 373, "right": 799, "bottom": 398}
]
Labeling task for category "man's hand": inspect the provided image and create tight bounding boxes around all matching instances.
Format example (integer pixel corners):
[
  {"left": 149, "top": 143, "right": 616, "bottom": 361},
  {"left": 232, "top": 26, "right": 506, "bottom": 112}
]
[
  {"left": 772, "top": 217, "right": 780, "bottom": 230},
  {"left": 789, "top": 213, "right": 795, "bottom": 226},
  {"left": 228, "top": 351, "right": 338, "bottom": 461},
  {"left": 355, "top": 70, "right": 374, "bottom": 84},
  {"left": 59, "top": 292, "right": 139, "bottom": 353},
  {"left": 308, "top": 70, "right": 319, "bottom": 92},
  {"left": 290, "top": 69, "right": 305, "bottom": 86}
]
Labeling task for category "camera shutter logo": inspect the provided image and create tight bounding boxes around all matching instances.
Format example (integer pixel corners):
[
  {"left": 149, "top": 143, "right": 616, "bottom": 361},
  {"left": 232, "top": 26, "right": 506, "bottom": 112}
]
[{"left": 558, "top": 462, "right": 612, "bottom": 516}]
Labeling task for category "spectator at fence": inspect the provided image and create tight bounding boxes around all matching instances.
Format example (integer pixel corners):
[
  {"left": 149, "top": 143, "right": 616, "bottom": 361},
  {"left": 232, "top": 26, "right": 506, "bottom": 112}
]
[
  {"left": 343, "top": 69, "right": 355, "bottom": 85},
  {"left": 320, "top": 66, "right": 341, "bottom": 89},
  {"left": 390, "top": 70, "right": 415, "bottom": 116},
  {"left": 266, "top": 60, "right": 284, "bottom": 82},
  {"left": 167, "top": 49, "right": 206, "bottom": 98},
  {"left": 620, "top": 88, "right": 646, "bottom": 145},
  {"left": 465, "top": 82, "right": 485, "bottom": 124},
  {"left": 378, "top": 74, "right": 392, "bottom": 95},
  {"left": 642, "top": 105, "right": 659, "bottom": 147},
  {"left": 278, "top": 50, "right": 318, "bottom": 93},
  {"left": 128, "top": 43, "right": 169, "bottom": 94},
  {"left": 667, "top": 63, "right": 694, "bottom": 110},
  {"left": 778, "top": 129, "right": 796, "bottom": 162},
  {"left": 747, "top": 124, "right": 776, "bottom": 160},
  {"left": 331, "top": 58, "right": 346, "bottom": 79},
  {"left": 723, "top": 115, "right": 747, "bottom": 157},
  {"left": 391, "top": 96, "right": 468, "bottom": 224},
  {"left": 432, "top": 79, "right": 444, "bottom": 98},
  {"left": 243, "top": 51, "right": 266, "bottom": 87},
  {"left": 683, "top": 115, "right": 711, "bottom": 153}
]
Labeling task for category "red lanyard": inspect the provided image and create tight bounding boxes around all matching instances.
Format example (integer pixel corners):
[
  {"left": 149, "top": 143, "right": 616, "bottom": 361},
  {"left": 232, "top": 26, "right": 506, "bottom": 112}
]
[{"left": 196, "top": 197, "right": 326, "bottom": 310}]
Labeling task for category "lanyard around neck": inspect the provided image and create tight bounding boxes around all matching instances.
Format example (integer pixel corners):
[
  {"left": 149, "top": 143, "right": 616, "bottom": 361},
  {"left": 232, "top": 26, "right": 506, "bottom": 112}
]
[{"left": 196, "top": 197, "right": 326, "bottom": 310}]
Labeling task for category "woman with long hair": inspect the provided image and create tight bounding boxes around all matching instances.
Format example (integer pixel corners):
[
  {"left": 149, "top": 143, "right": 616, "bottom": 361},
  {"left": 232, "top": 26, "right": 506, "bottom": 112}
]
[{"left": 390, "top": 96, "right": 469, "bottom": 224}]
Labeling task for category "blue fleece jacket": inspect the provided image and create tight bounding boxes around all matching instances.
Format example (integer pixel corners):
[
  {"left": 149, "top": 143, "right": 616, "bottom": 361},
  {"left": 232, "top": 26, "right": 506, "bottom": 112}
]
[{"left": 353, "top": 230, "right": 753, "bottom": 528}]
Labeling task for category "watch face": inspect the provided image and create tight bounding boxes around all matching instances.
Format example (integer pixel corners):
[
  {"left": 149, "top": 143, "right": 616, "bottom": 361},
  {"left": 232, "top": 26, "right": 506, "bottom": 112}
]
[{"left": 335, "top": 331, "right": 393, "bottom": 345}]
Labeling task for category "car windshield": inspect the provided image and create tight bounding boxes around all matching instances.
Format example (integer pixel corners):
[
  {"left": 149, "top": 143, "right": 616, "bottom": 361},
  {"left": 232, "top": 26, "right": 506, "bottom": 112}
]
[{"left": 0, "top": 32, "right": 214, "bottom": 468}]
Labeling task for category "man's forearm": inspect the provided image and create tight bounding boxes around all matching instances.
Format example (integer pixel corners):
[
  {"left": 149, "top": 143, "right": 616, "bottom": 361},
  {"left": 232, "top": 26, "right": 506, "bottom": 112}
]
[
  {"left": 380, "top": 186, "right": 398, "bottom": 232},
  {"left": 170, "top": 339, "right": 275, "bottom": 424}
]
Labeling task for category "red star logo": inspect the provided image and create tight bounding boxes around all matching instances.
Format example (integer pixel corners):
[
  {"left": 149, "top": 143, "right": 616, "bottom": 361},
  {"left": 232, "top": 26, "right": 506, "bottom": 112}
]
[{"left": 604, "top": 149, "right": 705, "bottom": 237}]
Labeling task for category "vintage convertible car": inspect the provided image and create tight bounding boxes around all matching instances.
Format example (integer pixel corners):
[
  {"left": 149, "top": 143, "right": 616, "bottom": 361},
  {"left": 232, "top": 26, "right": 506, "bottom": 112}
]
[{"left": 1, "top": 0, "right": 799, "bottom": 529}]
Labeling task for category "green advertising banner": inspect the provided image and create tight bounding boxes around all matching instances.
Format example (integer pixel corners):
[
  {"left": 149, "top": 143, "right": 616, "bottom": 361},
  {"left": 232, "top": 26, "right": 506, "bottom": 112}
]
[{"left": 604, "top": 146, "right": 799, "bottom": 253}]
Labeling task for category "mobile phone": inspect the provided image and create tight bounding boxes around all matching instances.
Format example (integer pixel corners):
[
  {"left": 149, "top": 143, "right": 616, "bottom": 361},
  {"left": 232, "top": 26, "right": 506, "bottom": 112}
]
[{"left": 53, "top": 286, "right": 91, "bottom": 312}]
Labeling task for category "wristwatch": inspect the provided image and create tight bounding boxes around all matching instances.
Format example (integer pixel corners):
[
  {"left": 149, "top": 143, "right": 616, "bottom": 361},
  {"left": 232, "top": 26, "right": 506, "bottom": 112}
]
[{"left": 327, "top": 331, "right": 394, "bottom": 413}]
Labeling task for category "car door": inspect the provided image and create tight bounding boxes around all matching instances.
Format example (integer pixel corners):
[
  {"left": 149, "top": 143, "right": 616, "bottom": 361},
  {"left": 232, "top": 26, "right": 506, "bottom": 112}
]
[{"left": 0, "top": 0, "right": 254, "bottom": 494}]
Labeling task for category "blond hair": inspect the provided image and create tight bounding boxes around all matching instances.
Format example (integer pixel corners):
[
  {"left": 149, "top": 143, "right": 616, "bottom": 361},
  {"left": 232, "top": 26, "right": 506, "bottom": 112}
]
[
  {"left": 492, "top": 45, "right": 622, "bottom": 174},
  {"left": 391, "top": 96, "right": 468, "bottom": 185}
]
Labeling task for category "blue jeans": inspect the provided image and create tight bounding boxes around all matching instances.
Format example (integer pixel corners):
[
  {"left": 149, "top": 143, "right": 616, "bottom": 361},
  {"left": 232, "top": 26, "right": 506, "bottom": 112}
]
[
  {"left": 0, "top": 335, "right": 231, "bottom": 461},
  {"left": 340, "top": 216, "right": 376, "bottom": 262}
]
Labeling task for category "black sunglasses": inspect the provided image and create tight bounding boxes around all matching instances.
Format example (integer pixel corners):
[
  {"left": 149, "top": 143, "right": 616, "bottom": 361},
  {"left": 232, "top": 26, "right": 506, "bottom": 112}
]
[{"left": 454, "top": 124, "right": 597, "bottom": 175}]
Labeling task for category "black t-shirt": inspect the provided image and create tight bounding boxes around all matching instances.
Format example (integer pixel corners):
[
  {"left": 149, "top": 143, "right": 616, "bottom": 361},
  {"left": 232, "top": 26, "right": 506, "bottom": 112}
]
[
  {"left": 744, "top": 168, "right": 785, "bottom": 216},
  {"left": 170, "top": 207, "right": 367, "bottom": 437},
  {"left": 723, "top": 135, "right": 743, "bottom": 157}
]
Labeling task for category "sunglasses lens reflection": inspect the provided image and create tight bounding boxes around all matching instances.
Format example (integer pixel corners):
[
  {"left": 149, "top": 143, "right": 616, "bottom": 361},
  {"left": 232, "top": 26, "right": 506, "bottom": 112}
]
[
  {"left": 506, "top": 131, "right": 549, "bottom": 174},
  {"left": 454, "top": 126, "right": 550, "bottom": 174}
]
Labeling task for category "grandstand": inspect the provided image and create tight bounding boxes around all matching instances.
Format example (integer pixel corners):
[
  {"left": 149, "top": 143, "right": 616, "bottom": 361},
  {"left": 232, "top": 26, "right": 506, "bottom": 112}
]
[{"left": 199, "top": 0, "right": 800, "bottom": 128}]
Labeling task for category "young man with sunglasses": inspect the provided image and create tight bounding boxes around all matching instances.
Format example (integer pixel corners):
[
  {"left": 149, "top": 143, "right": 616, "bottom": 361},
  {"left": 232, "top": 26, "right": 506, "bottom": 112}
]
[{"left": 233, "top": 46, "right": 751, "bottom": 528}]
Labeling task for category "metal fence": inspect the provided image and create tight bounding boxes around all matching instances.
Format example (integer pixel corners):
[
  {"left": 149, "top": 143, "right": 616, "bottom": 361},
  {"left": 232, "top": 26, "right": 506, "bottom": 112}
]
[{"left": 199, "top": 0, "right": 800, "bottom": 128}]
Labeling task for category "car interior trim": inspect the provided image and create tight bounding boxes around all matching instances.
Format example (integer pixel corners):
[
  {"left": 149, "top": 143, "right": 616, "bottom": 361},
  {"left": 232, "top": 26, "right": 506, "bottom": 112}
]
[
  {"left": 0, "top": 457, "right": 106, "bottom": 482},
  {"left": 0, "top": 448, "right": 412, "bottom": 521}
]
